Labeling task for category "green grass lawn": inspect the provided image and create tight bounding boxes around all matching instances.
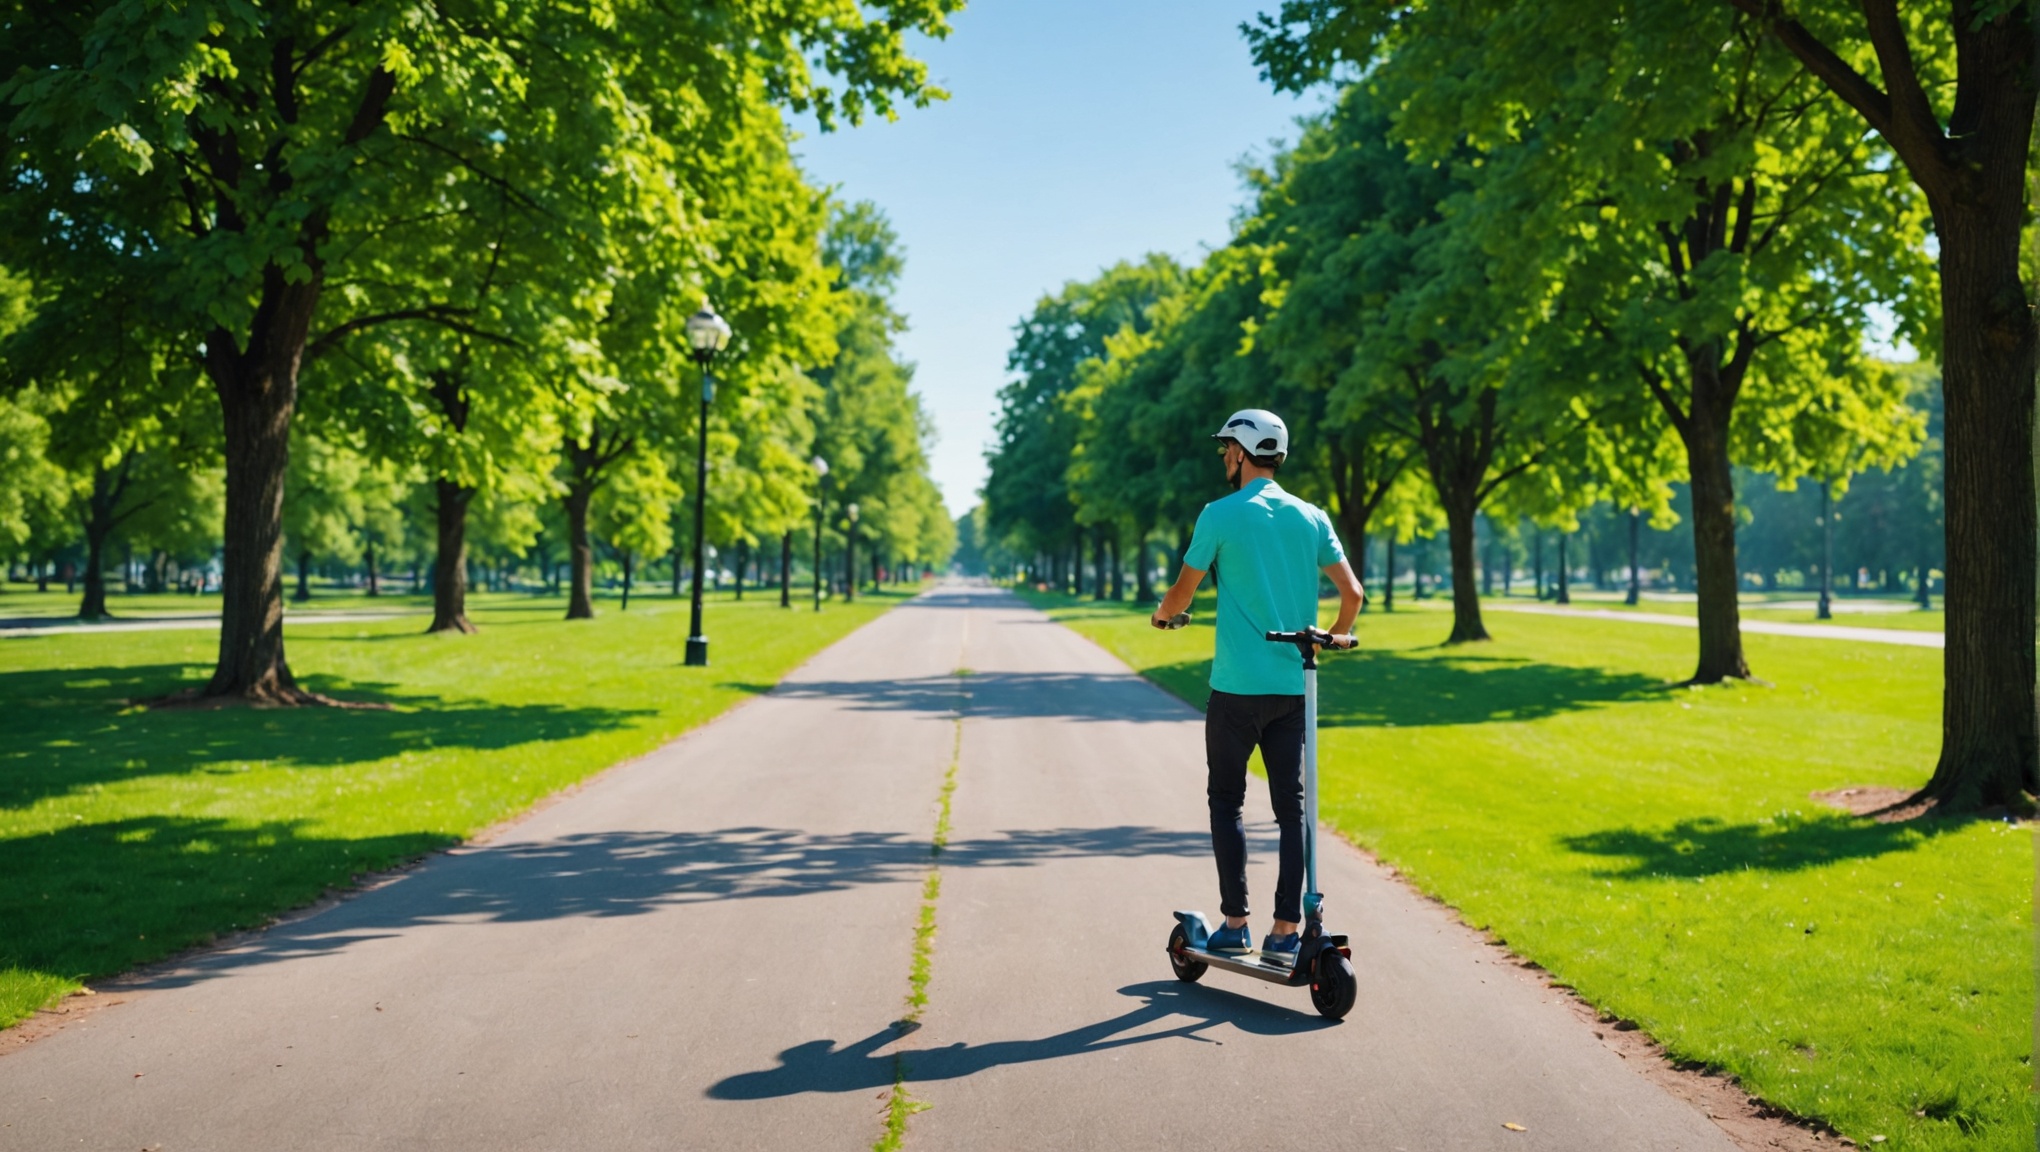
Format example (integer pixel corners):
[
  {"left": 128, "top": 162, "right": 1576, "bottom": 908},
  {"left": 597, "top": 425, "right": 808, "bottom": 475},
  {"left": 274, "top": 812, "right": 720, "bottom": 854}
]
[
  {"left": 1023, "top": 588, "right": 2029, "bottom": 1152},
  {"left": 0, "top": 586, "right": 902, "bottom": 1029}
]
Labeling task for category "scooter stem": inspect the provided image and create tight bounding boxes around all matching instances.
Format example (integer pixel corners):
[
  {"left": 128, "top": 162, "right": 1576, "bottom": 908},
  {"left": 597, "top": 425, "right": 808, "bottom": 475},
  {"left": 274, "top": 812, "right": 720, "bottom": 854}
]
[{"left": 1303, "top": 662, "right": 1320, "bottom": 921}]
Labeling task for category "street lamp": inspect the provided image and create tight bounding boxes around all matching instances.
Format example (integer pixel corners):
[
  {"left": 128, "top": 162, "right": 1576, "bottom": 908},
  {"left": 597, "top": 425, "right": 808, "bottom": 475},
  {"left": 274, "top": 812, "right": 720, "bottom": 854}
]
[
  {"left": 1817, "top": 480, "right": 1835, "bottom": 620},
  {"left": 811, "top": 455, "right": 829, "bottom": 613},
  {"left": 683, "top": 299, "right": 731, "bottom": 667},
  {"left": 845, "top": 502, "right": 859, "bottom": 604}
]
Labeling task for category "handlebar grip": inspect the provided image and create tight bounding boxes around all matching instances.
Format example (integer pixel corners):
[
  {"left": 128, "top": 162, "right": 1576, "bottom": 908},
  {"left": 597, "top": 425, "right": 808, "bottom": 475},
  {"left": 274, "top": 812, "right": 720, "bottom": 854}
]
[{"left": 1265, "top": 627, "right": 1356, "bottom": 650}]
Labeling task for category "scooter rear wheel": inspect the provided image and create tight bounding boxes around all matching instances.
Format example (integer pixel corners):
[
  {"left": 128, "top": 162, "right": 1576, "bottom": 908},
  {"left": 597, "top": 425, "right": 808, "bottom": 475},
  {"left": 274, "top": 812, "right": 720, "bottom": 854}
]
[
  {"left": 1310, "top": 949, "right": 1357, "bottom": 1019},
  {"left": 1167, "top": 925, "right": 1207, "bottom": 983}
]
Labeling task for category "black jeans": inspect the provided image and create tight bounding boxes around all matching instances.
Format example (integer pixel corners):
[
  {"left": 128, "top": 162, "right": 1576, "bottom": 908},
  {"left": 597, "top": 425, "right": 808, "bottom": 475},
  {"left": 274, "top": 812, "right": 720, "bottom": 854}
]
[{"left": 1205, "top": 690, "right": 1306, "bottom": 925}]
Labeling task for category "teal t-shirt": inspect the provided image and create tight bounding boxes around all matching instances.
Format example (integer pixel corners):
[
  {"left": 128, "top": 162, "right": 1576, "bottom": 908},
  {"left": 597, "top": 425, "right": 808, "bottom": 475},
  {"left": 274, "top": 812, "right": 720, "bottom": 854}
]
[{"left": 1182, "top": 478, "right": 1346, "bottom": 696}]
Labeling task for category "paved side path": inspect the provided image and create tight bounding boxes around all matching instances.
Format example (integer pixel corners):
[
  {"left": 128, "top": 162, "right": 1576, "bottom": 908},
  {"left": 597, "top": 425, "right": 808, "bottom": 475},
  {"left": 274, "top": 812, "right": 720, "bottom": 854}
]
[
  {"left": 0, "top": 585, "right": 1735, "bottom": 1150},
  {"left": 1490, "top": 601, "right": 1944, "bottom": 648}
]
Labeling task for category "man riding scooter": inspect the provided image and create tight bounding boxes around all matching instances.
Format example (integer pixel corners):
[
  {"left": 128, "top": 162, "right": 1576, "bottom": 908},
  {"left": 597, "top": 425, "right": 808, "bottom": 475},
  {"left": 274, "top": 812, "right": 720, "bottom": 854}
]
[{"left": 1151, "top": 409, "right": 1365, "bottom": 968}]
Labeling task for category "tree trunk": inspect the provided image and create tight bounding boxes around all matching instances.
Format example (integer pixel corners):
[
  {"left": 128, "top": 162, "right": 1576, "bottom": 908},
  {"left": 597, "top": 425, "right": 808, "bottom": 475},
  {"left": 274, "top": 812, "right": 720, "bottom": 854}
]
[
  {"left": 1092, "top": 528, "right": 1107, "bottom": 601},
  {"left": 1442, "top": 501, "right": 1490, "bottom": 643},
  {"left": 429, "top": 479, "right": 477, "bottom": 633},
  {"left": 295, "top": 549, "right": 313, "bottom": 602},
  {"left": 364, "top": 541, "right": 380, "bottom": 596},
  {"left": 76, "top": 459, "right": 131, "bottom": 621},
  {"left": 1683, "top": 422, "right": 1750, "bottom": 681},
  {"left": 78, "top": 527, "right": 109, "bottom": 620},
  {"left": 1109, "top": 532, "right": 1123, "bottom": 600},
  {"left": 1625, "top": 511, "right": 1641, "bottom": 606},
  {"left": 1913, "top": 210, "right": 2039, "bottom": 808},
  {"left": 734, "top": 539, "right": 747, "bottom": 601},
  {"left": 204, "top": 288, "right": 318, "bottom": 702},
  {"left": 780, "top": 531, "right": 793, "bottom": 607},
  {"left": 563, "top": 486, "right": 595, "bottom": 619},
  {"left": 1481, "top": 528, "right": 1495, "bottom": 596},
  {"left": 1382, "top": 537, "right": 1395, "bottom": 613},
  {"left": 1556, "top": 533, "right": 1571, "bottom": 604},
  {"left": 619, "top": 550, "right": 633, "bottom": 611},
  {"left": 1135, "top": 521, "right": 1156, "bottom": 603},
  {"left": 1533, "top": 533, "right": 1545, "bottom": 600}
]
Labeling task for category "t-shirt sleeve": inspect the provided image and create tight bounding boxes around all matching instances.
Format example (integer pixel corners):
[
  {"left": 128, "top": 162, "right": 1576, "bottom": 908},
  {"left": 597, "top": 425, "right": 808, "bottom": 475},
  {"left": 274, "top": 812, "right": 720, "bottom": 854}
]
[
  {"left": 1182, "top": 504, "right": 1219, "bottom": 571},
  {"left": 1316, "top": 508, "right": 1346, "bottom": 566}
]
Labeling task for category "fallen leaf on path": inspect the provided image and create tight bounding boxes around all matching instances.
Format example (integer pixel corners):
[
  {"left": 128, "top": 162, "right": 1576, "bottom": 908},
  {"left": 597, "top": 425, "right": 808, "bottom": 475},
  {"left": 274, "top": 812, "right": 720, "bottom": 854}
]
[{"left": 1502, "top": 1122, "right": 1526, "bottom": 1131}]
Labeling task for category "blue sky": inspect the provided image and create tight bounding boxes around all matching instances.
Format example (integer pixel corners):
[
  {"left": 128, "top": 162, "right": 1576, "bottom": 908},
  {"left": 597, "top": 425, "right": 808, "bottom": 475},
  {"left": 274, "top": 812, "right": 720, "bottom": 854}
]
[{"left": 793, "top": 0, "right": 1322, "bottom": 517}]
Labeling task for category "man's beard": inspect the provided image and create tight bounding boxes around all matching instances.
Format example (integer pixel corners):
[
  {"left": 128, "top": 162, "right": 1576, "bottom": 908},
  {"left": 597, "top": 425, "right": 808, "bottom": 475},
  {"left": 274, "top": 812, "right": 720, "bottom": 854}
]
[{"left": 1227, "top": 456, "right": 1244, "bottom": 491}]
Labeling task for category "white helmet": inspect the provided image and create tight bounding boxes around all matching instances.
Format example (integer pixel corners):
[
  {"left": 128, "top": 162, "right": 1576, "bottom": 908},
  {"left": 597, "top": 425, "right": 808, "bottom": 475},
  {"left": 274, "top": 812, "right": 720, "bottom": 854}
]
[{"left": 1211, "top": 409, "right": 1289, "bottom": 458}]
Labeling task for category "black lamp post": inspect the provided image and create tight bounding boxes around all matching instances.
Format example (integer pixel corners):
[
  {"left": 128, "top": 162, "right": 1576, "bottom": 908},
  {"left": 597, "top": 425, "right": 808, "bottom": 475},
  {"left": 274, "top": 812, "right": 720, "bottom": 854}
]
[
  {"left": 845, "top": 502, "right": 859, "bottom": 604},
  {"left": 1817, "top": 480, "right": 1834, "bottom": 620},
  {"left": 684, "top": 300, "right": 732, "bottom": 666},
  {"left": 811, "top": 455, "right": 829, "bottom": 613}
]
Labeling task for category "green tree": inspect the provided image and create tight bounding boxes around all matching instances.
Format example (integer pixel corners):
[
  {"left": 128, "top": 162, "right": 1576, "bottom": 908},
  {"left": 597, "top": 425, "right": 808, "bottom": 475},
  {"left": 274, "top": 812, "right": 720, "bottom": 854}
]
[
  {"left": 1246, "top": 0, "right": 2033, "bottom": 809},
  {"left": 0, "top": 0, "right": 958, "bottom": 701},
  {"left": 1252, "top": 2, "right": 1931, "bottom": 678},
  {"left": 811, "top": 204, "right": 949, "bottom": 592},
  {"left": 986, "top": 256, "right": 1182, "bottom": 588},
  {"left": 283, "top": 429, "right": 367, "bottom": 602}
]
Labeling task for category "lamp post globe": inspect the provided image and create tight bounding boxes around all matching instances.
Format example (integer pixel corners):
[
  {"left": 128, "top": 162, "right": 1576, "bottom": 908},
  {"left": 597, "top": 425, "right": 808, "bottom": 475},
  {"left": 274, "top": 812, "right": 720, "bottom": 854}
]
[{"left": 684, "top": 300, "right": 731, "bottom": 667}]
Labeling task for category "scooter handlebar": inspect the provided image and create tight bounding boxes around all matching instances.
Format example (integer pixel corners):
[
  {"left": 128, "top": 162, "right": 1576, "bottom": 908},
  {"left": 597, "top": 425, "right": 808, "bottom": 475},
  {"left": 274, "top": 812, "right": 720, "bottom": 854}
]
[{"left": 1265, "top": 627, "right": 1356, "bottom": 652}]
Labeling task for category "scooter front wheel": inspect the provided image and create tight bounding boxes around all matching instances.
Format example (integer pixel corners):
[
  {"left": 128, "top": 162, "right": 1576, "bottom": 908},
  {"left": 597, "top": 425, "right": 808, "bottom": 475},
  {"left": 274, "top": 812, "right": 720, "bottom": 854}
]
[
  {"left": 1167, "top": 924, "right": 1207, "bottom": 983},
  {"left": 1310, "top": 949, "right": 1357, "bottom": 1019}
]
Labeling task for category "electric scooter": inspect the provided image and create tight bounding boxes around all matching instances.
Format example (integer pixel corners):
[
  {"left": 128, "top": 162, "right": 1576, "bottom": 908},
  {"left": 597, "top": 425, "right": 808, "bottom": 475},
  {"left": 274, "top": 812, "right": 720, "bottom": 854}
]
[{"left": 1162, "top": 622, "right": 1359, "bottom": 1020}]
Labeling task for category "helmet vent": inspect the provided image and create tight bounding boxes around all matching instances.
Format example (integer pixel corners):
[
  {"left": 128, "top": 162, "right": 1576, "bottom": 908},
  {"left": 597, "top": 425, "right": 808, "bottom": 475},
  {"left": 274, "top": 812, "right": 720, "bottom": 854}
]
[{"left": 1256, "top": 438, "right": 1279, "bottom": 452}]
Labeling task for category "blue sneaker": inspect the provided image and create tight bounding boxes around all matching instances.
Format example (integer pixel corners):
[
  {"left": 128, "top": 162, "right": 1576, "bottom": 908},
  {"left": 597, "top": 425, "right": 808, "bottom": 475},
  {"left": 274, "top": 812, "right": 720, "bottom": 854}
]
[
  {"left": 1260, "top": 932, "right": 1301, "bottom": 968},
  {"left": 1207, "top": 922, "right": 1253, "bottom": 954}
]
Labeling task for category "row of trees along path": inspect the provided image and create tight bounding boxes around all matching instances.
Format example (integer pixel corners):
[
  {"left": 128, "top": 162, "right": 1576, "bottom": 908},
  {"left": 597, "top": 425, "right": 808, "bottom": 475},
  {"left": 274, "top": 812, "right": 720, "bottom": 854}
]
[
  {"left": 984, "top": 2, "right": 2033, "bottom": 813},
  {"left": 0, "top": 3, "right": 962, "bottom": 699}
]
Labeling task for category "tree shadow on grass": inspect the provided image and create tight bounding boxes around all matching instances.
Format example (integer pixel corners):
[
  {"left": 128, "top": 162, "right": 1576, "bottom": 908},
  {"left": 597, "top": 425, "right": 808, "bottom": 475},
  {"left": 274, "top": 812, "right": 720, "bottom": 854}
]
[
  {"left": 709, "top": 980, "right": 1331, "bottom": 1100},
  {"left": 0, "top": 815, "right": 455, "bottom": 997},
  {"left": 0, "top": 664, "right": 651, "bottom": 810},
  {"left": 1127, "top": 651, "right": 1666, "bottom": 729},
  {"left": 1317, "top": 650, "right": 1667, "bottom": 728},
  {"left": 1558, "top": 812, "right": 1948, "bottom": 879}
]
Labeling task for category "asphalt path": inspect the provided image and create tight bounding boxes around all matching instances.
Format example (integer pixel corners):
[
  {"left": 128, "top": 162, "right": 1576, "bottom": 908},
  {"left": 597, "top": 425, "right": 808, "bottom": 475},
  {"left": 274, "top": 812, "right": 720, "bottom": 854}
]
[
  {"left": 0, "top": 610, "right": 421, "bottom": 638},
  {"left": 0, "top": 584, "right": 1735, "bottom": 1150}
]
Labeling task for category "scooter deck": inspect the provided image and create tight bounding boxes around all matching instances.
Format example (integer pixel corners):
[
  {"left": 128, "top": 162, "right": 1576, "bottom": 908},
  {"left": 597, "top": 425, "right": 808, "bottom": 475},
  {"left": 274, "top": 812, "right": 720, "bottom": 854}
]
[
  {"left": 1179, "top": 947, "right": 1312, "bottom": 986},
  {"left": 1177, "top": 932, "right": 1349, "bottom": 988}
]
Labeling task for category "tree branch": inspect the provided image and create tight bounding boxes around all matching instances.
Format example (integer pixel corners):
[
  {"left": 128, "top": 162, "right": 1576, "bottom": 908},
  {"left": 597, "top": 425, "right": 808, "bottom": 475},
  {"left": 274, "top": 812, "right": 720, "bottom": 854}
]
[
  {"left": 305, "top": 306, "right": 515, "bottom": 361},
  {"left": 393, "top": 133, "right": 547, "bottom": 214}
]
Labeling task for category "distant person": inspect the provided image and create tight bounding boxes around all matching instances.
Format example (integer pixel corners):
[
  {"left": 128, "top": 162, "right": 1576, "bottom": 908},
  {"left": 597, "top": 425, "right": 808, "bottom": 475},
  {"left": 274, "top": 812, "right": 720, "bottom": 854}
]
[{"left": 1150, "top": 408, "right": 1364, "bottom": 968}]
